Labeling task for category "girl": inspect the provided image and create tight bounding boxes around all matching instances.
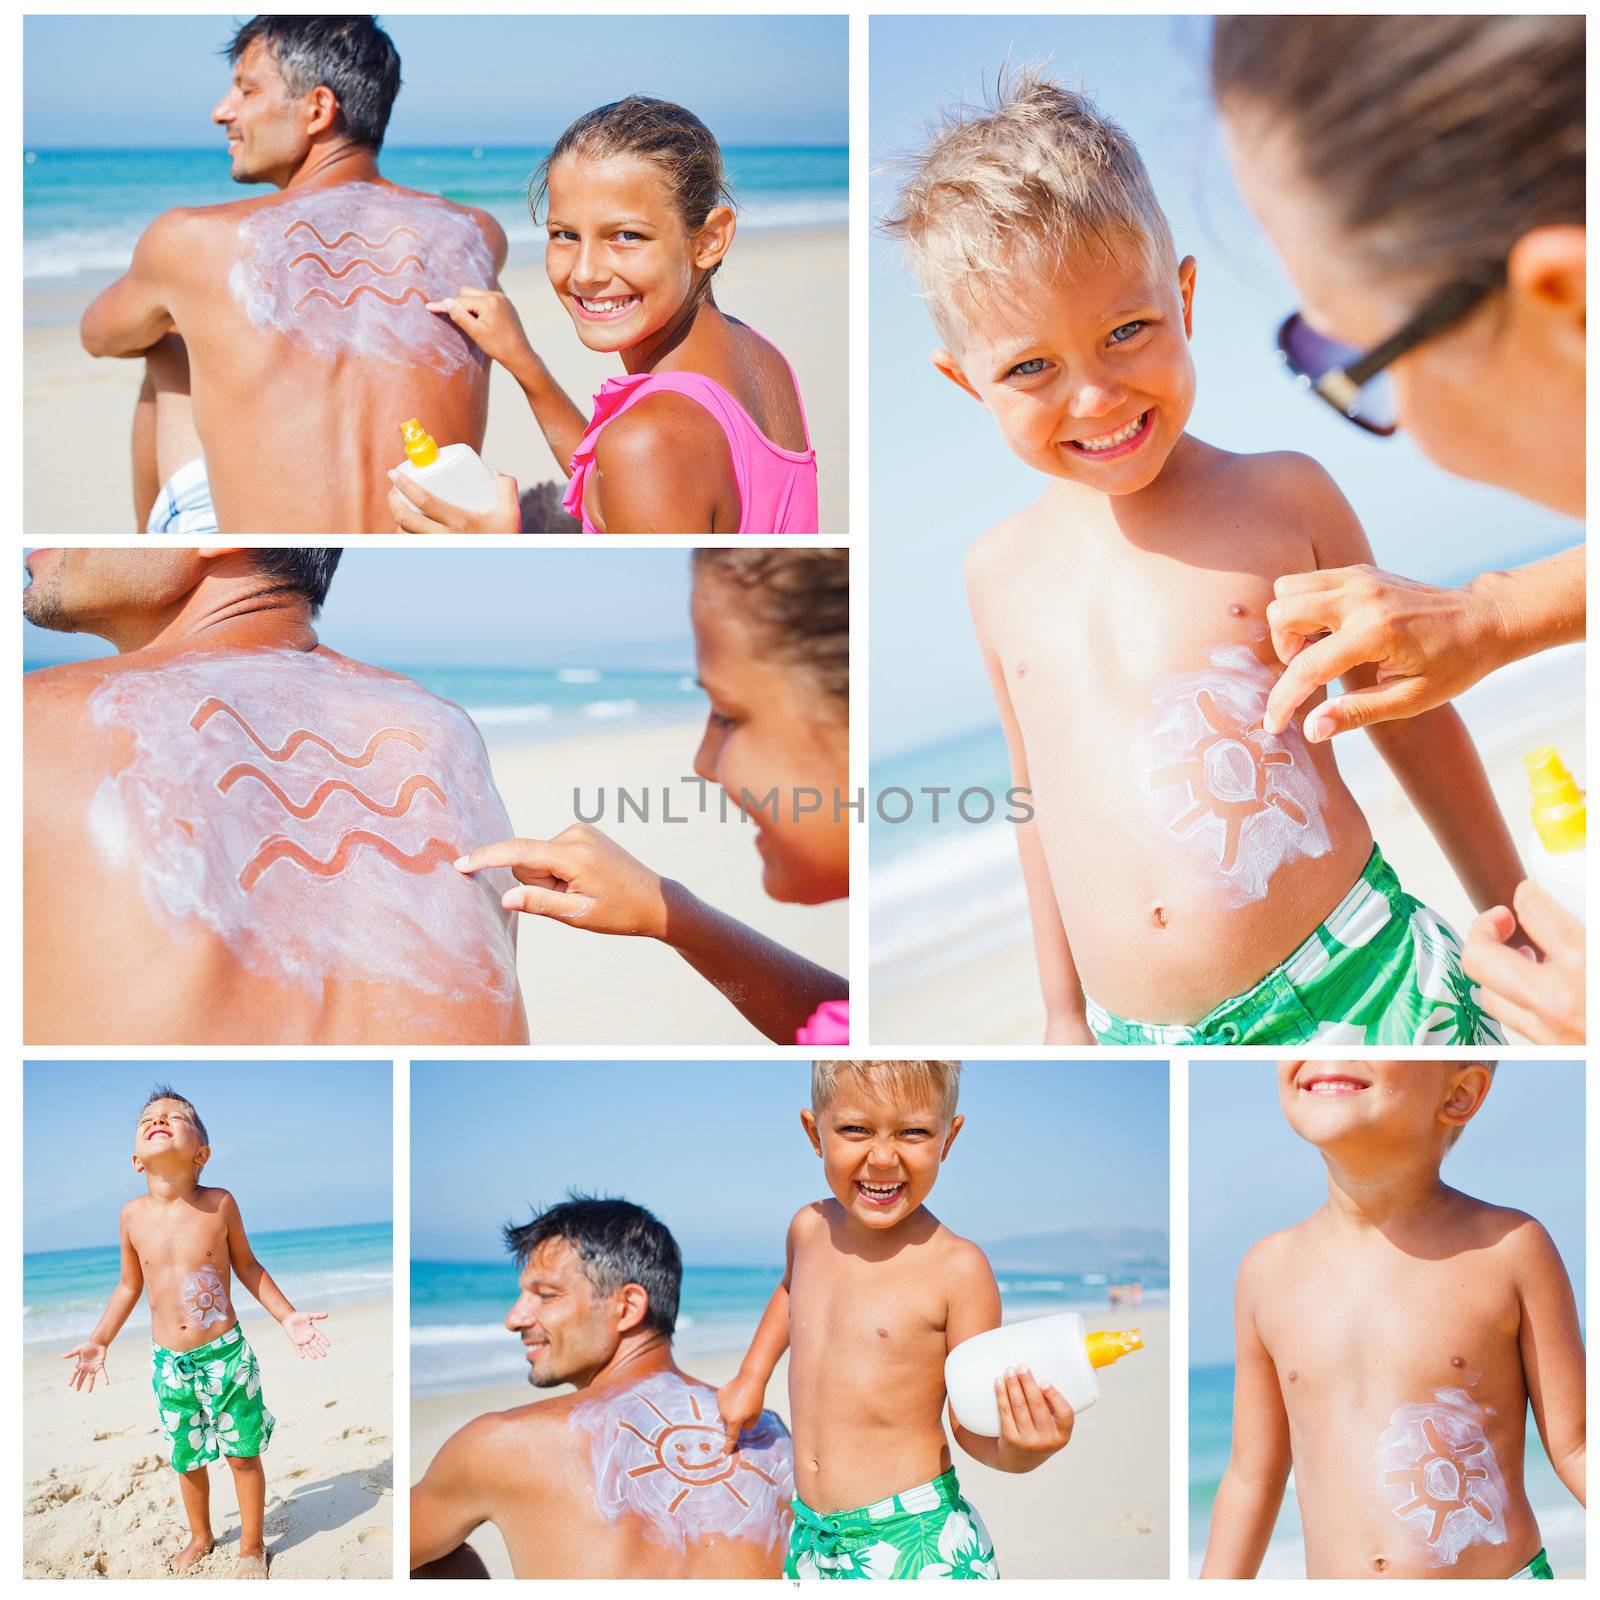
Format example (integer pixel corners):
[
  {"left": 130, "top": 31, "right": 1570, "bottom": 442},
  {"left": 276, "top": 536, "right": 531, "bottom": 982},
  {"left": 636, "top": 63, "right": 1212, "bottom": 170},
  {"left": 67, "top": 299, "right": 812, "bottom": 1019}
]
[
  {"left": 455, "top": 548, "right": 848, "bottom": 1043},
  {"left": 388, "top": 97, "right": 819, "bottom": 535}
]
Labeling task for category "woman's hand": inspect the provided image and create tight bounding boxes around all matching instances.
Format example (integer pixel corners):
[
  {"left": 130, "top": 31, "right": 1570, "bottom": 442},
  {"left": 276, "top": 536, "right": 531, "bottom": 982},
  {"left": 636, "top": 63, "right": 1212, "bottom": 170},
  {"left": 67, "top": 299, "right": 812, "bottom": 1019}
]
[
  {"left": 1463, "top": 880, "right": 1585, "bottom": 1044},
  {"left": 1262, "top": 565, "right": 1507, "bottom": 739},
  {"left": 455, "top": 824, "right": 671, "bottom": 939},
  {"left": 426, "top": 287, "right": 538, "bottom": 374},
  {"left": 387, "top": 469, "right": 522, "bottom": 534}
]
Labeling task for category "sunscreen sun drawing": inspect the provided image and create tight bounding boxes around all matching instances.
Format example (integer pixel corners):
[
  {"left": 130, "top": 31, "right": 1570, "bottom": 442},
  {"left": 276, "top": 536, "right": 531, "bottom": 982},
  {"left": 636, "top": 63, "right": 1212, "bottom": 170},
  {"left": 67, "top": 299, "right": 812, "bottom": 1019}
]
[
  {"left": 1137, "top": 644, "right": 1332, "bottom": 905},
  {"left": 86, "top": 650, "right": 521, "bottom": 1002},
  {"left": 1374, "top": 1387, "right": 1508, "bottom": 1566},
  {"left": 180, "top": 1266, "right": 231, "bottom": 1330},
  {"left": 229, "top": 183, "right": 495, "bottom": 372},
  {"left": 571, "top": 1372, "right": 795, "bottom": 1552}
]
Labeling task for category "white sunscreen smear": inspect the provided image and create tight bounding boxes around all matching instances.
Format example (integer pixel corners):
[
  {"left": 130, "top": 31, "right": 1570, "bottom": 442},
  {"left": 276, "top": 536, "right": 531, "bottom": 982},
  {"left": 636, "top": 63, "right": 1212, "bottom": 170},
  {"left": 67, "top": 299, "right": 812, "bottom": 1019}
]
[
  {"left": 228, "top": 183, "right": 494, "bottom": 372},
  {"left": 1137, "top": 644, "right": 1331, "bottom": 905},
  {"left": 569, "top": 1372, "right": 794, "bottom": 1552},
  {"left": 180, "top": 1265, "right": 232, "bottom": 1330},
  {"left": 87, "top": 649, "right": 519, "bottom": 1003},
  {"left": 1375, "top": 1386, "right": 1508, "bottom": 1566}
]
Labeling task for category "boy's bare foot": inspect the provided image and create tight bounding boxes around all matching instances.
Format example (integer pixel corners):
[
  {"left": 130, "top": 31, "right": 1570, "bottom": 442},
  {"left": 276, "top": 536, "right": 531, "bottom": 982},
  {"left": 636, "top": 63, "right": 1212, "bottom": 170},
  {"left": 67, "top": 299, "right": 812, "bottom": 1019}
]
[
  {"left": 170, "top": 1535, "right": 213, "bottom": 1574},
  {"left": 237, "top": 1548, "right": 268, "bottom": 1580}
]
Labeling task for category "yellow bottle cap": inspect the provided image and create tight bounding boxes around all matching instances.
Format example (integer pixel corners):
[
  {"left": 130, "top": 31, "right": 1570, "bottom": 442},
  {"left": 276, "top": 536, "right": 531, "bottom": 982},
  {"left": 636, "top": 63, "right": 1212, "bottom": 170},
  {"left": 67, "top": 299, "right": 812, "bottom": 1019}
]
[
  {"left": 400, "top": 417, "right": 439, "bottom": 469},
  {"left": 1085, "top": 1329, "right": 1142, "bottom": 1369},
  {"left": 1525, "top": 746, "right": 1586, "bottom": 855}
]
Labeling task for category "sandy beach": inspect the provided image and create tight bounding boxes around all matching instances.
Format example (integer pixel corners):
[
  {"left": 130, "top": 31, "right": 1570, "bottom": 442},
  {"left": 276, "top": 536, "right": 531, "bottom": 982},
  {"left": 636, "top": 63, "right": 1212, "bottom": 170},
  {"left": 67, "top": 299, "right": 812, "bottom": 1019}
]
[
  {"left": 485, "top": 717, "right": 850, "bottom": 1045},
  {"left": 23, "top": 1297, "right": 393, "bottom": 1579},
  {"left": 872, "top": 648, "right": 1585, "bottom": 1045},
  {"left": 23, "top": 223, "right": 847, "bottom": 535},
  {"left": 410, "top": 1304, "right": 1168, "bottom": 1579}
]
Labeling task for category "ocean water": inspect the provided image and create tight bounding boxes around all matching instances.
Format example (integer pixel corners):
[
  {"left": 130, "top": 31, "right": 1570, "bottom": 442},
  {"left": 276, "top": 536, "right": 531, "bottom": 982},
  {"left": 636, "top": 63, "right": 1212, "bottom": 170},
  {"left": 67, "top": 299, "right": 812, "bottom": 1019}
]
[
  {"left": 23, "top": 144, "right": 848, "bottom": 285},
  {"left": 23, "top": 1221, "right": 393, "bottom": 1352},
  {"left": 1189, "top": 1363, "right": 1586, "bottom": 1576},
  {"left": 412, "top": 1259, "right": 1168, "bottom": 1396}
]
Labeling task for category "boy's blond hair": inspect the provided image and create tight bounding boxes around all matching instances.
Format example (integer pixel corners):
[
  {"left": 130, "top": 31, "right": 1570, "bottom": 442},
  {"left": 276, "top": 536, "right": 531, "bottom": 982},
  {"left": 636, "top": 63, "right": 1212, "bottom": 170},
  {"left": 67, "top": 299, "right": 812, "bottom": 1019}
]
[
  {"left": 812, "top": 1060, "right": 961, "bottom": 1121},
  {"left": 882, "top": 63, "right": 1178, "bottom": 349}
]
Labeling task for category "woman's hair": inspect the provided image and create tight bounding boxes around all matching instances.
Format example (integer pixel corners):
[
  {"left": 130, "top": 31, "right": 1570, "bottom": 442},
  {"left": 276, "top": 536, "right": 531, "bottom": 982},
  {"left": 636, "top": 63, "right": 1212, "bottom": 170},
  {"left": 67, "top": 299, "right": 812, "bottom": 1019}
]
[
  {"left": 692, "top": 548, "right": 848, "bottom": 711},
  {"left": 533, "top": 95, "right": 734, "bottom": 275},
  {"left": 1211, "top": 15, "right": 1584, "bottom": 292}
]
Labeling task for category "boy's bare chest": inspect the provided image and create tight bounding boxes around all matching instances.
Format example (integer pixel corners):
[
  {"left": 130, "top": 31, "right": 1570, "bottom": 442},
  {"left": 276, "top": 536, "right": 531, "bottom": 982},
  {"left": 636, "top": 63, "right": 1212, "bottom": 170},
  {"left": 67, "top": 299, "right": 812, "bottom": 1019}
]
[
  {"left": 788, "top": 1246, "right": 946, "bottom": 1360},
  {"left": 130, "top": 1207, "right": 228, "bottom": 1271}
]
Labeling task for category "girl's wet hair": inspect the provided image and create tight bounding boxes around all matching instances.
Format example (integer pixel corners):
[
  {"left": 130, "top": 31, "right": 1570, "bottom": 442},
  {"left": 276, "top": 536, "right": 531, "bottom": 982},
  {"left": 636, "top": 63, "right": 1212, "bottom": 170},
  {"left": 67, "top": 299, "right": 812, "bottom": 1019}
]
[
  {"left": 532, "top": 95, "right": 735, "bottom": 276},
  {"left": 1211, "top": 15, "right": 1584, "bottom": 295},
  {"left": 693, "top": 548, "right": 848, "bottom": 711}
]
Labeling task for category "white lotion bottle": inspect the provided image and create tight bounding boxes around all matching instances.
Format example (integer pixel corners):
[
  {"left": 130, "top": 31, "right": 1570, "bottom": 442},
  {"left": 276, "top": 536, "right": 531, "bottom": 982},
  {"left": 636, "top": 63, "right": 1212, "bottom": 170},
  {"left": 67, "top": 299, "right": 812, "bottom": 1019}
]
[
  {"left": 394, "top": 417, "right": 500, "bottom": 516},
  {"left": 944, "top": 1313, "right": 1141, "bottom": 1436}
]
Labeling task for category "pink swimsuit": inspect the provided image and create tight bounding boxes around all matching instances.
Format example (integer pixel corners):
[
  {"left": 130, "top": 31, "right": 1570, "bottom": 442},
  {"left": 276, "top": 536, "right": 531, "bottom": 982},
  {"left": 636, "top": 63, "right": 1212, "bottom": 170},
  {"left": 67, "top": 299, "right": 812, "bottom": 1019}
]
[{"left": 562, "top": 352, "right": 819, "bottom": 535}]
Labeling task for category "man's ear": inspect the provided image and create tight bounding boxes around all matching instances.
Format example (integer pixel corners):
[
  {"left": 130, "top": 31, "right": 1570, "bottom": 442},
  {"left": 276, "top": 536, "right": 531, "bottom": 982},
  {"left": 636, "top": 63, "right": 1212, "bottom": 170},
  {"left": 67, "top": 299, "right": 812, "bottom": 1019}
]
[
  {"left": 303, "top": 85, "right": 340, "bottom": 140},
  {"left": 800, "top": 1107, "right": 823, "bottom": 1158},
  {"left": 931, "top": 349, "right": 986, "bottom": 407},
  {"left": 194, "top": 548, "right": 246, "bottom": 563},
  {"left": 1440, "top": 1063, "right": 1494, "bottom": 1133},
  {"left": 615, "top": 1282, "right": 652, "bottom": 1334},
  {"left": 1178, "top": 255, "right": 1198, "bottom": 339}
]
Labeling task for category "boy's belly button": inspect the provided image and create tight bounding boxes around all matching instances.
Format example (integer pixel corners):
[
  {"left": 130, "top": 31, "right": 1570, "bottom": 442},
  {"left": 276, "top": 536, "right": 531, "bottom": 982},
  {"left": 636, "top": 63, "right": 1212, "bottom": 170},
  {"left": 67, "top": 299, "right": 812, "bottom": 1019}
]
[
  {"left": 1372, "top": 1555, "right": 1389, "bottom": 1574},
  {"left": 1150, "top": 905, "right": 1168, "bottom": 929}
]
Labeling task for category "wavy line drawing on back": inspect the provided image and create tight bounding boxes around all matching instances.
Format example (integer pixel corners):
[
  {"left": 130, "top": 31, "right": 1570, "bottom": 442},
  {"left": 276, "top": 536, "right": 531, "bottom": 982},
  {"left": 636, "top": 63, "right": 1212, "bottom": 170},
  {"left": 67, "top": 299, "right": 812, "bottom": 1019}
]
[
  {"left": 287, "top": 251, "right": 427, "bottom": 280},
  {"left": 190, "top": 698, "right": 423, "bottom": 767},
  {"left": 281, "top": 220, "right": 420, "bottom": 251},
  {"left": 293, "top": 283, "right": 431, "bottom": 314},
  {"left": 239, "top": 831, "right": 459, "bottom": 891},
  {"left": 217, "top": 765, "right": 447, "bottom": 820}
]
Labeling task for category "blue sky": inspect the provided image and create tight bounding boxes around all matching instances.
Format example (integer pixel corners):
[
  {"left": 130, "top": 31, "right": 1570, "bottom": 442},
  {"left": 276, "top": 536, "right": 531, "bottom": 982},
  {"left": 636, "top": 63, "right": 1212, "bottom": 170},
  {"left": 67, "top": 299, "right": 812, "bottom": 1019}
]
[
  {"left": 412, "top": 1059, "right": 1169, "bottom": 1261},
  {"left": 23, "top": 15, "right": 847, "bottom": 148},
  {"left": 869, "top": 16, "right": 1579, "bottom": 758},
  {"left": 24, "top": 1060, "right": 394, "bottom": 1253},
  {"left": 23, "top": 549, "right": 695, "bottom": 673},
  {"left": 1189, "top": 1061, "right": 1586, "bottom": 1368}
]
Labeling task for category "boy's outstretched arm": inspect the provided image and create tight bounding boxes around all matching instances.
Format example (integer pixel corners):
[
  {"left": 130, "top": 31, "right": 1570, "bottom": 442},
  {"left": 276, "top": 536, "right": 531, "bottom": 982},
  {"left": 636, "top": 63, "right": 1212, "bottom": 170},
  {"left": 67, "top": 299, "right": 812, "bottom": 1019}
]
[
  {"left": 1201, "top": 1243, "right": 1291, "bottom": 1577},
  {"left": 967, "top": 552, "right": 1089, "bottom": 1043},
  {"left": 946, "top": 1243, "right": 1074, "bottom": 1473},
  {"left": 222, "top": 1192, "right": 330, "bottom": 1358},
  {"left": 64, "top": 1204, "right": 144, "bottom": 1392},
  {"left": 1301, "top": 463, "right": 1525, "bottom": 916},
  {"left": 717, "top": 1212, "right": 800, "bottom": 1448},
  {"left": 1516, "top": 1218, "right": 1586, "bottom": 1505}
]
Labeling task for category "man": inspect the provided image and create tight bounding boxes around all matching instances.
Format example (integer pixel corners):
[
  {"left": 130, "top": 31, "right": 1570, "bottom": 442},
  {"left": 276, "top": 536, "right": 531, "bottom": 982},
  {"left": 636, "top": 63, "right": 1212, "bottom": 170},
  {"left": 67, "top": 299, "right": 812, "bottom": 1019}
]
[
  {"left": 80, "top": 16, "right": 508, "bottom": 534},
  {"left": 411, "top": 1197, "right": 794, "bottom": 1579},
  {"left": 23, "top": 548, "right": 528, "bottom": 1044}
]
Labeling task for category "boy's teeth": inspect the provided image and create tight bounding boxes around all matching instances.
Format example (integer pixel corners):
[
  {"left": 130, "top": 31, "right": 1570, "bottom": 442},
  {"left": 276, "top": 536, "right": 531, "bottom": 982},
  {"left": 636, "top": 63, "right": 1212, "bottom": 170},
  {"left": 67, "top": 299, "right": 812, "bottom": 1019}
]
[
  {"left": 1077, "top": 413, "right": 1146, "bottom": 451},
  {"left": 579, "top": 296, "right": 633, "bottom": 313},
  {"left": 861, "top": 1182, "right": 902, "bottom": 1195}
]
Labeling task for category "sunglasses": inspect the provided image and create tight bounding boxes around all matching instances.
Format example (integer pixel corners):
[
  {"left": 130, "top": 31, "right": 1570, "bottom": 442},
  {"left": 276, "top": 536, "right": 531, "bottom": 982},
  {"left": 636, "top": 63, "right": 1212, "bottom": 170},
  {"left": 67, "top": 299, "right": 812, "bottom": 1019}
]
[{"left": 1275, "top": 276, "right": 1497, "bottom": 436}]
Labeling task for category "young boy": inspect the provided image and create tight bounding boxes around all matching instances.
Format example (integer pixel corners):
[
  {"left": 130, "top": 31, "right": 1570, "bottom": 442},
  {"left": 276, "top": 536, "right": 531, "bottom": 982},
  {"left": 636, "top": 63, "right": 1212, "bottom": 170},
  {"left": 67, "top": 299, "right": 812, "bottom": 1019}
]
[
  {"left": 63, "top": 1085, "right": 332, "bottom": 1578},
  {"left": 716, "top": 1059, "right": 1073, "bottom": 1579},
  {"left": 885, "top": 69, "right": 1521, "bottom": 1045},
  {"left": 1203, "top": 1061, "right": 1586, "bottom": 1578}
]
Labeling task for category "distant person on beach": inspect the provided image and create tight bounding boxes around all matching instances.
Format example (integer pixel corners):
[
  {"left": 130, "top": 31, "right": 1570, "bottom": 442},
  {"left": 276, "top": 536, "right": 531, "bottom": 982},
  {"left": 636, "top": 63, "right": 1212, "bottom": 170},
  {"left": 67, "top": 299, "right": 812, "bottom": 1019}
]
[
  {"left": 387, "top": 96, "right": 820, "bottom": 534},
  {"left": 717, "top": 1060, "right": 1074, "bottom": 1579},
  {"left": 1201, "top": 1062, "right": 1586, "bottom": 1578},
  {"left": 410, "top": 1196, "right": 795, "bottom": 1579},
  {"left": 455, "top": 548, "right": 848, "bottom": 1043},
  {"left": 63, "top": 1084, "right": 333, "bottom": 1578},
  {"left": 23, "top": 548, "right": 528, "bottom": 1045},
  {"left": 885, "top": 68, "right": 1521, "bottom": 1047},
  {"left": 1211, "top": 14, "right": 1586, "bottom": 1044},
  {"left": 79, "top": 15, "right": 507, "bottom": 534}
]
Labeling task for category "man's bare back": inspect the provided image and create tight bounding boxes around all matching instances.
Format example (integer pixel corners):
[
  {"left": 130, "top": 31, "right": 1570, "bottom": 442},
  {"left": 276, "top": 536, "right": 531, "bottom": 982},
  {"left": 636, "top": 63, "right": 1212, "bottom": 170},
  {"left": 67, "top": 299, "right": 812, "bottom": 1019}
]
[
  {"left": 431, "top": 1369, "right": 792, "bottom": 1578},
  {"left": 25, "top": 643, "right": 527, "bottom": 1043},
  {"left": 103, "top": 178, "right": 504, "bottom": 532},
  {"left": 1241, "top": 1197, "right": 1552, "bottom": 1577}
]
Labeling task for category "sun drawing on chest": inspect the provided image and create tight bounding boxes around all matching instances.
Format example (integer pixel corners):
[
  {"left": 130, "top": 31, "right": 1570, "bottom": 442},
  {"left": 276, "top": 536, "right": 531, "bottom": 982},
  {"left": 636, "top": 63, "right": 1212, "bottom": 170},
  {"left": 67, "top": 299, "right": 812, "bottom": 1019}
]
[{"left": 1384, "top": 1418, "right": 1495, "bottom": 1545}]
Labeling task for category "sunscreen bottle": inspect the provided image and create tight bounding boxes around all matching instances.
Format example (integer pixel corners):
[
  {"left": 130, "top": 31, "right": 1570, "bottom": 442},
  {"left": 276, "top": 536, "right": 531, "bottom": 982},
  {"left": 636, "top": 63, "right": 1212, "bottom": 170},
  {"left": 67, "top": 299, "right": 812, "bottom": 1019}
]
[
  {"left": 1522, "top": 746, "right": 1585, "bottom": 922},
  {"left": 944, "top": 1312, "right": 1141, "bottom": 1436},
  {"left": 393, "top": 418, "right": 501, "bottom": 517}
]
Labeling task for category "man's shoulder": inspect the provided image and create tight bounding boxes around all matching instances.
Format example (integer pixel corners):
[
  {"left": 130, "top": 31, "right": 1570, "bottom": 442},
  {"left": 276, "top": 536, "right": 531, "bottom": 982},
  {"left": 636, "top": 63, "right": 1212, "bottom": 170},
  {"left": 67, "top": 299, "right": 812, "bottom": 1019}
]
[{"left": 454, "top": 1395, "right": 573, "bottom": 1457}]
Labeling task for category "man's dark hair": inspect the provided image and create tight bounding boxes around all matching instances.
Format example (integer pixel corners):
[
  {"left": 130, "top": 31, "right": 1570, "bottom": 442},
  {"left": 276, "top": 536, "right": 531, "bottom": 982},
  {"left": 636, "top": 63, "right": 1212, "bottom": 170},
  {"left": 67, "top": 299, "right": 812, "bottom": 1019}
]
[
  {"left": 503, "top": 1194, "right": 681, "bottom": 1338},
  {"left": 248, "top": 550, "right": 342, "bottom": 614},
  {"left": 141, "top": 1083, "right": 209, "bottom": 1145},
  {"left": 226, "top": 16, "right": 402, "bottom": 151}
]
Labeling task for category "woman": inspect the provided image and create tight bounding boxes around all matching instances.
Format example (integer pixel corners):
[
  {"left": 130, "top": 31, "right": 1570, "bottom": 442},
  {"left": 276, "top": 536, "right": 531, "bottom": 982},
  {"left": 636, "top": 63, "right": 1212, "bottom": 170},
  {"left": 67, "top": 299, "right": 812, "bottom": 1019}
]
[
  {"left": 388, "top": 97, "right": 818, "bottom": 535},
  {"left": 1212, "top": 13, "right": 1585, "bottom": 1043},
  {"left": 456, "top": 548, "right": 848, "bottom": 1043}
]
